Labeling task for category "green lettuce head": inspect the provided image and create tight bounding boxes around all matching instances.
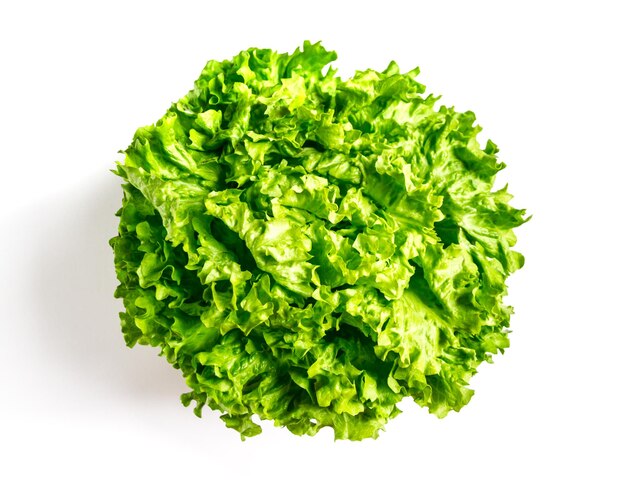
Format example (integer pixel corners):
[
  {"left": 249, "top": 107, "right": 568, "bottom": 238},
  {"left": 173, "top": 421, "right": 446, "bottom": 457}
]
[{"left": 110, "top": 41, "right": 527, "bottom": 440}]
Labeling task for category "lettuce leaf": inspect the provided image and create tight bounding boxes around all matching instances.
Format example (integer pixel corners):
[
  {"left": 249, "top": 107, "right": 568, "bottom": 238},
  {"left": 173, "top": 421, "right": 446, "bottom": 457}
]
[{"left": 110, "top": 41, "right": 527, "bottom": 440}]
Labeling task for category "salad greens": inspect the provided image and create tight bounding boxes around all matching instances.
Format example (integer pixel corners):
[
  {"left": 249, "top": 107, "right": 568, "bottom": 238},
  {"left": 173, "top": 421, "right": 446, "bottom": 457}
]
[{"left": 110, "top": 42, "right": 526, "bottom": 440}]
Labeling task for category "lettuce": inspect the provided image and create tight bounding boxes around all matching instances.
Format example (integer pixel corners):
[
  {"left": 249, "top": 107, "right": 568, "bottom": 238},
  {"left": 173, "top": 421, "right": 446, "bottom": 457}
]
[{"left": 110, "top": 42, "right": 527, "bottom": 440}]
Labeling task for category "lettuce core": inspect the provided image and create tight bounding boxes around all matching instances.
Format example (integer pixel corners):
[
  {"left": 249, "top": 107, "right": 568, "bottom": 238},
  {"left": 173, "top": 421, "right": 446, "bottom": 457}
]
[{"left": 110, "top": 42, "right": 526, "bottom": 440}]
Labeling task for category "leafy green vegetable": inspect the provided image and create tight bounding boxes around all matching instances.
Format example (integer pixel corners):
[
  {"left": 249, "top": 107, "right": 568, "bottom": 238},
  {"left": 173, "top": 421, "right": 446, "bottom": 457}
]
[{"left": 110, "top": 41, "right": 526, "bottom": 440}]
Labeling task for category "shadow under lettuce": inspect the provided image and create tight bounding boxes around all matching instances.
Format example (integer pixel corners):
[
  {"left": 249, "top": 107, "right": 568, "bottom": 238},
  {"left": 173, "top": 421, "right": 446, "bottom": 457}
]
[{"left": 31, "top": 173, "right": 189, "bottom": 404}]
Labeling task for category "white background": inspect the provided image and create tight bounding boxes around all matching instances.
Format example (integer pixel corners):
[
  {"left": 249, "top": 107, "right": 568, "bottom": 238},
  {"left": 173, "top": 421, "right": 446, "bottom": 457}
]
[{"left": 1, "top": 1, "right": 624, "bottom": 487}]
